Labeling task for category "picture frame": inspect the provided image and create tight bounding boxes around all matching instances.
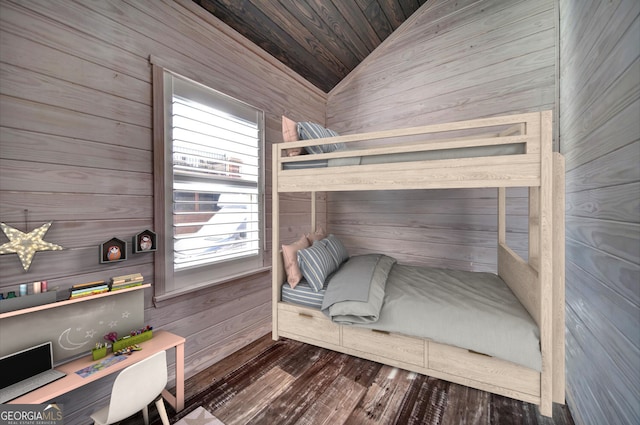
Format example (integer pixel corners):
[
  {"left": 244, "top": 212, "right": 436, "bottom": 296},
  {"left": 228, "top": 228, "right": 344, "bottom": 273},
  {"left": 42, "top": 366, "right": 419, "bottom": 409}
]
[
  {"left": 100, "top": 237, "right": 127, "bottom": 263},
  {"left": 133, "top": 229, "right": 157, "bottom": 254}
]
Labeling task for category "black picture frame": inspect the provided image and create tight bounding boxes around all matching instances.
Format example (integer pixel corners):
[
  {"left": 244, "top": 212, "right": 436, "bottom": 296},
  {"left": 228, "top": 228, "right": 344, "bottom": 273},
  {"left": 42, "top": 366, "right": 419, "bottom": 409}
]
[
  {"left": 100, "top": 237, "right": 127, "bottom": 263},
  {"left": 133, "top": 229, "right": 157, "bottom": 254}
]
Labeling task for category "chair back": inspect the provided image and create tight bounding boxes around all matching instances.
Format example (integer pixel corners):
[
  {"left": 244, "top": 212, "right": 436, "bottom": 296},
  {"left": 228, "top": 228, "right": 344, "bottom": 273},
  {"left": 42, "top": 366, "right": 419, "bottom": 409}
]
[{"left": 103, "top": 350, "right": 168, "bottom": 424}]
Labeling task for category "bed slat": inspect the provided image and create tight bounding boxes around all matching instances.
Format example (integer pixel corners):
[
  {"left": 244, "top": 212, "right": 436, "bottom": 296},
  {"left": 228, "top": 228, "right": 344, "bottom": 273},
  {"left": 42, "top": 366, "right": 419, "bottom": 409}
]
[
  {"left": 279, "top": 135, "right": 536, "bottom": 163},
  {"left": 279, "top": 156, "right": 541, "bottom": 192}
]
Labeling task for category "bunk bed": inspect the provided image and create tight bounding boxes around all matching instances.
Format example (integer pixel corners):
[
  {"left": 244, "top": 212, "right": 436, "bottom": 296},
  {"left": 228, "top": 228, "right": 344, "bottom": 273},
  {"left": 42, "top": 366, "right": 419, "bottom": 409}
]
[{"left": 271, "top": 111, "right": 565, "bottom": 417}]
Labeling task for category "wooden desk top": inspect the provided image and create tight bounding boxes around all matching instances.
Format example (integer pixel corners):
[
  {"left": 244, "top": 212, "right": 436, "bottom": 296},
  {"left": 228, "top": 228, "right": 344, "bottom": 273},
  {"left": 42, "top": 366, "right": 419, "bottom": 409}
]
[{"left": 10, "top": 330, "right": 185, "bottom": 404}]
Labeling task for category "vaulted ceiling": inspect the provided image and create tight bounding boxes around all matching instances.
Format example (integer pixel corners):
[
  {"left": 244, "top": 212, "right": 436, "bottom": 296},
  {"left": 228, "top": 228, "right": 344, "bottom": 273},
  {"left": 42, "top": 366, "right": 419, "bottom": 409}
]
[{"left": 192, "top": 0, "right": 428, "bottom": 92}]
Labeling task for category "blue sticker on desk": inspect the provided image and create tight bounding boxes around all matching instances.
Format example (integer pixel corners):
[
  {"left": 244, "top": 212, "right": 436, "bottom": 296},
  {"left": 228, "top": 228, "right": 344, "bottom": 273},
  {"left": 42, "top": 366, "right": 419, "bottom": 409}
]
[{"left": 75, "top": 355, "right": 127, "bottom": 378}]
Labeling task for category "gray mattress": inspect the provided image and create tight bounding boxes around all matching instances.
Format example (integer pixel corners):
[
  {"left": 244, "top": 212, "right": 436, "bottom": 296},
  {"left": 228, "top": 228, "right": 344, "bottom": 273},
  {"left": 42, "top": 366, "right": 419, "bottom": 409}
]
[
  {"left": 357, "top": 264, "right": 541, "bottom": 371},
  {"left": 283, "top": 260, "right": 542, "bottom": 371}
]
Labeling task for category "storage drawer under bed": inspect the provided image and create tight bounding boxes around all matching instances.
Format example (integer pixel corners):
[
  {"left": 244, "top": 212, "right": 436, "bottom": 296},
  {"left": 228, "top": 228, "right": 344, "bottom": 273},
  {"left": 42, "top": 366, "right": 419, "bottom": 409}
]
[
  {"left": 428, "top": 341, "right": 540, "bottom": 397},
  {"left": 342, "top": 326, "right": 425, "bottom": 367},
  {"left": 278, "top": 302, "right": 340, "bottom": 346}
]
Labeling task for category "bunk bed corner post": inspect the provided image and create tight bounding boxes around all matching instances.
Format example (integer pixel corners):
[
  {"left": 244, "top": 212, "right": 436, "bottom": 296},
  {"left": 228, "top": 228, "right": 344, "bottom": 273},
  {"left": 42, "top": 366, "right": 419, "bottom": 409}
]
[
  {"left": 538, "top": 110, "right": 554, "bottom": 417},
  {"left": 529, "top": 187, "right": 541, "bottom": 271},
  {"left": 311, "top": 191, "right": 317, "bottom": 231},
  {"left": 553, "top": 152, "right": 566, "bottom": 405},
  {"left": 272, "top": 143, "right": 281, "bottom": 341},
  {"left": 498, "top": 187, "right": 506, "bottom": 245}
]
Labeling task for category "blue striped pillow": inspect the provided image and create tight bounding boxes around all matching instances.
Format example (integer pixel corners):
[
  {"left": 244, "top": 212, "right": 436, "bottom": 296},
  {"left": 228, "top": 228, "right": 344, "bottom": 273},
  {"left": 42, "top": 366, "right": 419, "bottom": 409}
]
[
  {"left": 297, "top": 122, "right": 345, "bottom": 154},
  {"left": 297, "top": 242, "right": 338, "bottom": 292},
  {"left": 321, "top": 235, "right": 349, "bottom": 267}
]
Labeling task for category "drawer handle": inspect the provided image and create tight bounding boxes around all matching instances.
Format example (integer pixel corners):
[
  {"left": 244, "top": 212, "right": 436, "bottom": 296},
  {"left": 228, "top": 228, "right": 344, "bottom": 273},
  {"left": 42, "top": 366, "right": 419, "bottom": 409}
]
[
  {"left": 468, "top": 349, "right": 492, "bottom": 357},
  {"left": 372, "top": 329, "right": 390, "bottom": 335},
  {"left": 298, "top": 312, "right": 313, "bottom": 318}
]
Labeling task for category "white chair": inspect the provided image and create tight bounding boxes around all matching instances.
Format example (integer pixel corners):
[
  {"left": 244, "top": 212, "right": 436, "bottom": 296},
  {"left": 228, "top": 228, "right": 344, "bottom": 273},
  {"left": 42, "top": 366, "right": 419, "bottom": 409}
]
[{"left": 90, "top": 350, "right": 170, "bottom": 425}]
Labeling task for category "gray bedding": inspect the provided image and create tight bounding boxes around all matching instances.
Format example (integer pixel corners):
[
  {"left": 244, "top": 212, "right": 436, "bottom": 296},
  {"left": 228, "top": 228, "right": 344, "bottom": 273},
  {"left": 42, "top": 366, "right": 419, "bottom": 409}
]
[
  {"left": 321, "top": 254, "right": 395, "bottom": 324},
  {"left": 320, "top": 255, "right": 542, "bottom": 371}
]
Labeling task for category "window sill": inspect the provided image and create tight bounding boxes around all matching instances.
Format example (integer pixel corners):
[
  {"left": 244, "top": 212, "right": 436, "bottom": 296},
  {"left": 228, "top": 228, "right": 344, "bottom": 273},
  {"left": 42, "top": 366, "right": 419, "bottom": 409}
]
[{"left": 152, "top": 266, "right": 271, "bottom": 307}]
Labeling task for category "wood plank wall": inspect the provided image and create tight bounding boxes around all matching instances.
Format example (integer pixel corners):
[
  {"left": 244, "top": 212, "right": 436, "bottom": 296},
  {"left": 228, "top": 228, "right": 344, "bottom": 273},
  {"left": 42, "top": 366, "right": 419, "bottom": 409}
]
[
  {"left": 558, "top": 1, "right": 640, "bottom": 424},
  {"left": 325, "top": 0, "right": 556, "bottom": 272},
  {"left": 0, "top": 0, "right": 325, "bottom": 423}
]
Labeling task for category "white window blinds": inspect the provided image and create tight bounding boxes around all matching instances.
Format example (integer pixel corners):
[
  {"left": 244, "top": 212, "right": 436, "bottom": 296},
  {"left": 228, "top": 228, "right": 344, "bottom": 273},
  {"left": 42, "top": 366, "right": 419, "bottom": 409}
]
[{"left": 166, "top": 73, "right": 264, "bottom": 274}]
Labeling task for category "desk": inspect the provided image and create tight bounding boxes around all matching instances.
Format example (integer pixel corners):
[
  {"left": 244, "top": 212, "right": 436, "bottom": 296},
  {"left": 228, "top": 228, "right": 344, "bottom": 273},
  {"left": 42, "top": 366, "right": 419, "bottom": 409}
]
[{"left": 9, "top": 330, "right": 185, "bottom": 412}]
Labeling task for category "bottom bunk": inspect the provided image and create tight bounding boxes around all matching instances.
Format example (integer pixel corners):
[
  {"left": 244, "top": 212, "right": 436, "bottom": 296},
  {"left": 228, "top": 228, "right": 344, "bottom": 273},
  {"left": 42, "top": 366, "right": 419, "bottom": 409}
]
[
  {"left": 276, "top": 252, "right": 543, "bottom": 406},
  {"left": 277, "top": 301, "right": 542, "bottom": 404},
  {"left": 272, "top": 226, "right": 564, "bottom": 417}
]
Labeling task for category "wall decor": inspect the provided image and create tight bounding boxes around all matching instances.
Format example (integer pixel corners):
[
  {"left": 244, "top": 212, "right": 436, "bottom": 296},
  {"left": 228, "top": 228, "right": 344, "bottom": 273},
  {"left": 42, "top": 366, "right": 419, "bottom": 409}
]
[
  {"left": 100, "top": 237, "right": 127, "bottom": 263},
  {"left": 133, "top": 229, "right": 157, "bottom": 253},
  {"left": 0, "top": 286, "right": 145, "bottom": 362},
  {"left": 0, "top": 222, "right": 64, "bottom": 271}
]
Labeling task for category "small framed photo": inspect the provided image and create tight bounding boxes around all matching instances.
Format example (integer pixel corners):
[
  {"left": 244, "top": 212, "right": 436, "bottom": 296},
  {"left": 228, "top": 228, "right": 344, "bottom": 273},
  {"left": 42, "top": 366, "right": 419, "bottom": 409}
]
[
  {"left": 133, "top": 229, "right": 157, "bottom": 254},
  {"left": 100, "top": 237, "right": 127, "bottom": 263}
]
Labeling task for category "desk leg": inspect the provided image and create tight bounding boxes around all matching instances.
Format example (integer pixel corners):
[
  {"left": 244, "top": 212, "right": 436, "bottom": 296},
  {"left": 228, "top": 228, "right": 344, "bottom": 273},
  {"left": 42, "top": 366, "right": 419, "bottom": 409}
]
[
  {"left": 162, "top": 342, "right": 185, "bottom": 412},
  {"left": 175, "top": 342, "right": 185, "bottom": 411}
]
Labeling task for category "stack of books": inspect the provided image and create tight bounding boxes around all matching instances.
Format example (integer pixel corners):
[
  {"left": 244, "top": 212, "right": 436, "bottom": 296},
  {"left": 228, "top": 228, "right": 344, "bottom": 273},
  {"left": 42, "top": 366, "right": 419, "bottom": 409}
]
[
  {"left": 110, "top": 273, "right": 144, "bottom": 291},
  {"left": 69, "top": 281, "right": 109, "bottom": 299}
]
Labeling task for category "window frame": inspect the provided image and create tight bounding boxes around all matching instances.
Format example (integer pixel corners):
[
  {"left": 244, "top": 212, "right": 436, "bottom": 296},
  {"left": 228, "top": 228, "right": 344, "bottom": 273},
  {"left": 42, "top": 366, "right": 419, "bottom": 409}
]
[{"left": 152, "top": 64, "right": 268, "bottom": 302}]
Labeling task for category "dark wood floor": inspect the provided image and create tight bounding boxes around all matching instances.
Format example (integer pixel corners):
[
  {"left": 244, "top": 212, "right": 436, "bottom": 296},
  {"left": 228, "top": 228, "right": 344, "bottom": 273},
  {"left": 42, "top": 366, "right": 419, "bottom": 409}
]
[{"left": 130, "top": 333, "right": 575, "bottom": 425}]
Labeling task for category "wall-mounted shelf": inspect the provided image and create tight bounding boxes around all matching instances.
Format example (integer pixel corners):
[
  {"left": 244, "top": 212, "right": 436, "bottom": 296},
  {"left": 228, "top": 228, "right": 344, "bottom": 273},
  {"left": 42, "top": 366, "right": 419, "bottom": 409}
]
[{"left": 0, "top": 284, "right": 150, "bottom": 320}]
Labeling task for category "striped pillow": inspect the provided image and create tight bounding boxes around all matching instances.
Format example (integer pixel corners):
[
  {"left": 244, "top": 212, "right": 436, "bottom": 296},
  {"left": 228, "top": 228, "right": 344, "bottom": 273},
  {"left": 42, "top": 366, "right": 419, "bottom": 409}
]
[
  {"left": 297, "top": 122, "right": 345, "bottom": 154},
  {"left": 321, "top": 235, "right": 349, "bottom": 267},
  {"left": 297, "top": 242, "right": 337, "bottom": 292}
]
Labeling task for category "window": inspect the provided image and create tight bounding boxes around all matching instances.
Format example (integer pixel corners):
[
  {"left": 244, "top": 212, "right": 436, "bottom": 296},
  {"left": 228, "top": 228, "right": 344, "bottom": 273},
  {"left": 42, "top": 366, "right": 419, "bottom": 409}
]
[{"left": 153, "top": 65, "right": 265, "bottom": 298}]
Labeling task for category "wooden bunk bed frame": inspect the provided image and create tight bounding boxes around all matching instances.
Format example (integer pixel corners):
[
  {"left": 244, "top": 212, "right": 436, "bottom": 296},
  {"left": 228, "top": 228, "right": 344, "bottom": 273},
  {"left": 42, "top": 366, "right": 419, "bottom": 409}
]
[{"left": 271, "top": 111, "right": 565, "bottom": 417}]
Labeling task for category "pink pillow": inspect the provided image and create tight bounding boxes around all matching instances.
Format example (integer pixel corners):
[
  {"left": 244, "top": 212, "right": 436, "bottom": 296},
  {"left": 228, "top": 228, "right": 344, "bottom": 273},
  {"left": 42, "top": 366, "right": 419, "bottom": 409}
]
[
  {"left": 281, "top": 234, "right": 309, "bottom": 287},
  {"left": 282, "top": 116, "right": 303, "bottom": 157},
  {"left": 305, "top": 226, "right": 326, "bottom": 244}
]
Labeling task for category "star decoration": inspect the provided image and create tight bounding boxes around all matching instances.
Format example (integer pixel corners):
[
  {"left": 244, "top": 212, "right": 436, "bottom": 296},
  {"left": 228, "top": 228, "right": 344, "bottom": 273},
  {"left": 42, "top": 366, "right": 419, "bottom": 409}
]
[{"left": 0, "top": 222, "right": 63, "bottom": 271}]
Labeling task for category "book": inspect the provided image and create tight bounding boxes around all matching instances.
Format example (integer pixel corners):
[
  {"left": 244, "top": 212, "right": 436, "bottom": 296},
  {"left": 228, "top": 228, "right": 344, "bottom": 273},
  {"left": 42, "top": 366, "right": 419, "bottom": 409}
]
[
  {"left": 71, "top": 280, "right": 106, "bottom": 290},
  {"left": 110, "top": 282, "right": 143, "bottom": 291},
  {"left": 111, "top": 273, "right": 143, "bottom": 285},
  {"left": 111, "top": 272, "right": 142, "bottom": 281},
  {"left": 111, "top": 276, "right": 143, "bottom": 285},
  {"left": 69, "top": 285, "right": 110, "bottom": 299},
  {"left": 70, "top": 284, "right": 109, "bottom": 294},
  {"left": 110, "top": 277, "right": 144, "bottom": 289},
  {"left": 70, "top": 290, "right": 109, "bottom": 299}
]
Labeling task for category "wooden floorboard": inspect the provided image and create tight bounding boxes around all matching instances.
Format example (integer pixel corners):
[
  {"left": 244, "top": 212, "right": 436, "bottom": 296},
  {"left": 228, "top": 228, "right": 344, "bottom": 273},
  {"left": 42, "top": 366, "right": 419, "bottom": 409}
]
[
  {"left": 214, "top": 367, "right": 296, "bottom": 425},
  {"left": 121, "top": 333, "right": 575, "bottom": 425}
]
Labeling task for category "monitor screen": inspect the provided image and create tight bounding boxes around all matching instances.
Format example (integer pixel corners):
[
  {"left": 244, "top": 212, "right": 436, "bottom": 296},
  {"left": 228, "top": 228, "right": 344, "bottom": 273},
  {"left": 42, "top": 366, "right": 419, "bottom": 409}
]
[{"left": 0, "top": 342, "right": 53, "bottom": 389}]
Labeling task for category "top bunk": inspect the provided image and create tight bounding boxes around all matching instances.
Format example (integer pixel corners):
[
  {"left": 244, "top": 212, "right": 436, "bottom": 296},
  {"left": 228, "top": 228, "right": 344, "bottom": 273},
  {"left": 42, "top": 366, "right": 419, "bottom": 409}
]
[{"left": 273, "top": 111, "right": 554, "bottom": 192}]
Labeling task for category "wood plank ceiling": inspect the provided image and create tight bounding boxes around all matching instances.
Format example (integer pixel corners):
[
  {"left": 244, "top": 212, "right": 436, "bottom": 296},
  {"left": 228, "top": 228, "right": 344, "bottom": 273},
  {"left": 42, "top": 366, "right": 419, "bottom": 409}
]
[{"left": 192, "top": 0, "right": 428, "bottom": 92}]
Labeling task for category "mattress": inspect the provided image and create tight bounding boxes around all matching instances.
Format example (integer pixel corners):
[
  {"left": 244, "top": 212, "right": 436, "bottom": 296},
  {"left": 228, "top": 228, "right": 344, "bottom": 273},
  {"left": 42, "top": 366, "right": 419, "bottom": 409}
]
[
  {"left": 283, "top": 143, "right": 525, "bottom": 170},
  {"left": 282, "top": 259, "right": 541, "bottom": 371},
  {"left": 357, "top": 264, "right": 542, "bottom": 371},
  {"left": 281, "top": 279, "right": 327, "bottom": 309}
]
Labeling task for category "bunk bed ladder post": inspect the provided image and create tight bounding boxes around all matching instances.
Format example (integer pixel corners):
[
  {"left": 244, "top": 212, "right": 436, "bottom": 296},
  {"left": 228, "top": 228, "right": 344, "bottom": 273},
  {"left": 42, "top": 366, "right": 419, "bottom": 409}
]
[
  {"left": 311, "top": 191, "right": 317, "bottom": 231},
  {"left": 521, "top": 117, "right": 540, "bottom": 273},
  {"left": 553, "top": 152, "right": 566, "bottom": 405},
  {"left": 538, "top": 111, "right": 554, "bottom": 417},
  {"left": 529, "top": 187, "right": 540, "bottom": 272},
  {"left": 498, "top": 188, "right": 506, "bottom": 245},
  {"left": 272, "top": 143, "right": 281, "bottom": 340}
]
